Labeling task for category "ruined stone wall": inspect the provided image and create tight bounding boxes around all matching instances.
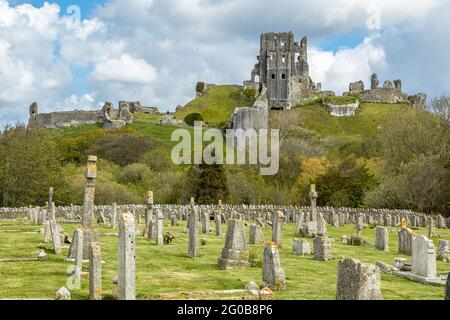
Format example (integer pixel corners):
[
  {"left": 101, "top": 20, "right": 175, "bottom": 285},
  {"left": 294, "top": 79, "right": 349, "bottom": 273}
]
[
  {"left": 30, "top": 110, "right": 102, "bottom": 129},
  {"left": 325, "top": 101, "right": 360, "bottom": 117},
  {"left": 232, "top": 87, "right": 269, "bottom": 131}
]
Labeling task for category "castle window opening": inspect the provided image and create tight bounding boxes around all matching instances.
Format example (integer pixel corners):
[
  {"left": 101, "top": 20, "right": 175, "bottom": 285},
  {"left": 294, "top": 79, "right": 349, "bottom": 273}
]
[
  {"left": 282, "top": 74, "right": 286, "bottom": 80},
  {"left": 271, "top": 74, "right": 276, "bottom": 80}
]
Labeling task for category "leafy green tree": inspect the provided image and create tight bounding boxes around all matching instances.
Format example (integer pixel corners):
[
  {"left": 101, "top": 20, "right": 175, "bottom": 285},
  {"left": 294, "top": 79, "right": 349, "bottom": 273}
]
[
  {"left": 315, "top": 157, "right": 378, "bottom": 208},
  {"left": 0, "top": 125, "right": 69, "bottom": 207},
  {"left": 186, "top": 162, "right": 229, "bottom": 204}
]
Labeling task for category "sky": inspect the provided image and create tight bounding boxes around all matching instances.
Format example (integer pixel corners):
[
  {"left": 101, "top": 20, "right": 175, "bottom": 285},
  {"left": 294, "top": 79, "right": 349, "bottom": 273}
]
[{"left": 0, "top": 0, "right": 449, "bottom": 126}]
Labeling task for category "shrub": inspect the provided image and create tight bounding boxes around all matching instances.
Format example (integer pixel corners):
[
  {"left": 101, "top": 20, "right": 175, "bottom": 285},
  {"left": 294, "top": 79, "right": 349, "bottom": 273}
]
[
  {"left": 249, "top": 248, "right": 262, "bottom": 268},
  {"left": 243, "top": 88, "right": 257, "bottom": 98},
  {"left": 184, "top": 113, "right": 204, "bottom": 126}
]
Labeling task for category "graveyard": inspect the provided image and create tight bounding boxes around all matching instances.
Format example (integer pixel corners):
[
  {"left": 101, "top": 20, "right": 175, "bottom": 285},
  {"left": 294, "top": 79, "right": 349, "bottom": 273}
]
[{"left": 0, "top": 192, "right": 449, "bottom": 300}]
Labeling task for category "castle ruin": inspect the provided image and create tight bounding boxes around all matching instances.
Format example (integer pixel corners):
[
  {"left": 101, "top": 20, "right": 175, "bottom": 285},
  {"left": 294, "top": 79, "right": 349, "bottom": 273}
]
[
  {"left": 243, "top": 32, "right": 323, "bottom": 110},
  {"left": 28, "top": 101, "right": 159, "bottom": 129}
]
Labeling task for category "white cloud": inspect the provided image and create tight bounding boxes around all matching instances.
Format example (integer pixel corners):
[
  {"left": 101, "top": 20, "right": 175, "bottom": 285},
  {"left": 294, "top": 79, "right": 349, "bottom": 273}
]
[
  {"left": 1, "top": 0, "right": 450, "bottom": 127},
  {"left": 91, "top": 54, "right": 157, "bottom": 85},
  {"left": 310, "top": 36, "right": 387, "bottom": 95}
]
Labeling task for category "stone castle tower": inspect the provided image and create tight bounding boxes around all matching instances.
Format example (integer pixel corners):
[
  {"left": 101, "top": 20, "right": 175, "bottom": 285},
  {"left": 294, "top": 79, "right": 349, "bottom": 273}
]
[{"left": 244, "top": 32, "right": 311, "bottom": 110}]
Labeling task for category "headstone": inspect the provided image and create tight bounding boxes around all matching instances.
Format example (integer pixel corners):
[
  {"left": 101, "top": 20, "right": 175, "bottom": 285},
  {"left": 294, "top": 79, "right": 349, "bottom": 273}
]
[
  {"left": 89, "top": 242, "right": 102, "bottom": 300},
  {"left": 50, "top": 221, "right": 62, "bottom": 254},
  {"left": 155, "top": 210, "right": 164, "bottom": 246},
  {"left": 272, "top": 211, "right": 284, "bottom": 248},
  {"left": 292, "top": 239, "right": 311, "bottom": 255},
  {"left": 74, "top": 228, "right": 84, "bottom": 286},
  {"left": 262, "top": 243, "right": 286, "bottom": 291},
  {"left": 110, "top": 203, "right": 117, "bottom": 229},
  {"left": 309, "top": 184, "right": 318, "bottom": 222},
  {"left": 43, "top": 221, "right": 52, "bottom": 243},
  {"left": 215, "top": 213, "right": 222, "bottom": 236},
  {"left": 218, "top": 219, "right": 249, "bottom": 269},
  {"left": 314, "top": 235, "right": 332, "bottom": 261},
  {"left": 170, "top": 214, "right": 177, "bottom": 227},
  {"left": 68, "top": 156, "right": 99, "bottom": 259},
  {"left": 375, "top": 226, "right": 389, "bottom": 251},
  {"left": 118, "top": 212, "right": 136, "bottom": 300},
  {"left": 428, "top": 219, "right": 437, "bottom": 238},
  {"left": 316, "top": 213, "right": 327, "bottom": 236},
  {"left": 249, "top": 224, "right": 264, "bottom": 244},
  {"left": 201, "top": 212, "right": 209, "bottom": 234},
  {"left": 188, "top": 207, "right": 199, "bottom": 258},
  {"left": 56, "top": 287, "right": 71, "bottom": 300},
  {"left": 295, "top": 212, "right": 304, "bottom": 233},
  {"left": 437, "top": 240, "right": 450, "bottom": 263},
  {"left": 336, "top": 258, "right": 383, "bottom": 300},
  {"left": 301, "top": 221, "right": 317, "bottom": 238},
  {"left": 398, "top": 227, "right": 414, "bottom": 255},
  {"left": 412, "top": 235, "right": 436, "bottom": 279}
]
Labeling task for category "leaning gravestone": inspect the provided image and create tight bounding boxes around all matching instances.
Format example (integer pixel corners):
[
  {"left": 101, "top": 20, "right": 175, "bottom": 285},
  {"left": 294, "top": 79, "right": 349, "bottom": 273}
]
[
  {"left": 336, "top": 258, "right": 383, "bottom": 300},
  {"left": 118, "top": 212, "right": 136, "bottom": 300},
  {"left": 218, "top": 219, "right": 249, "bottom": 269},
  {"left": 262, "top": 242, "right": 286, "bottom": 291},
  {"left": 314, "top": 235, "right": 332, "bottom": 261}
]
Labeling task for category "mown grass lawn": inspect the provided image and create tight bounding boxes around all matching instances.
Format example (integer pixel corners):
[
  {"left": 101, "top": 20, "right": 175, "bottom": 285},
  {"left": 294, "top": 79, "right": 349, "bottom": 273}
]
[{"left": 0, "top": 219, "right": 448, "bottom": 300}]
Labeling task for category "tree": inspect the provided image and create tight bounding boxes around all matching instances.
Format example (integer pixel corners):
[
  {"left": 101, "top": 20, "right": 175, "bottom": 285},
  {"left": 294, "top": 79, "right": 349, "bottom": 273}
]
[
  {"left": 0, "top": 125, "right": 69, "bottom": 207},
  {"left": 186, "top": 162, "right": 229, "bottom": 205},
  {"left": 315, "top": 157, "right": 378, "bottom": 208}
]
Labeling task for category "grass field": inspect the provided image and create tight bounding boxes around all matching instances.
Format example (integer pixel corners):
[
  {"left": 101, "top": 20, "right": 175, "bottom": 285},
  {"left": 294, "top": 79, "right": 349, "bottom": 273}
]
[
  {"left": 175, "top": 85, "right": 255, "bottom": 128},
  {"left": 0, "top": 219, "right": 448, "bottom": 300}
]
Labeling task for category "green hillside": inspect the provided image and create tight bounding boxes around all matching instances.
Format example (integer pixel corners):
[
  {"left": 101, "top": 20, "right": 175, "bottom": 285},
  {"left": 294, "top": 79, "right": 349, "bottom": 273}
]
[{"left": 175, "top": 85, "right": 255, "bottom": 127}]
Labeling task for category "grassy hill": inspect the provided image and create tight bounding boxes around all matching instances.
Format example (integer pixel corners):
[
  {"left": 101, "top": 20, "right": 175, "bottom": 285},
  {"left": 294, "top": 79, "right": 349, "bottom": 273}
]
[{"left": 175, "top": 85, "right": 255, "bottom": 127}]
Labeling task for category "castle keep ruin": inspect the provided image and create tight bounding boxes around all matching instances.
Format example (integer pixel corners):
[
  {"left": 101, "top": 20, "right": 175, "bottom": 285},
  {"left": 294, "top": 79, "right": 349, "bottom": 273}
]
[{"left": 243, "top": 32, "right": 322, "bottom": 110}]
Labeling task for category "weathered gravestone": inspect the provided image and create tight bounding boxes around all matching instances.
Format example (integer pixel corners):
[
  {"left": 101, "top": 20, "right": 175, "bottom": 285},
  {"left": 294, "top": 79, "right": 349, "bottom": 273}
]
[
  {"left": 309, "top": 184, "right": 318, "bottom": 222},
  {"left": 155, "top": 210, "right": 164, "bottom": 246},
  {"left": 437, "top": 240, "right": 450, "bottom": 263},
  {"left": 218, "top": 219, "right": 249, "bottom": 269},
  {"left": 249, "top": 224, "right": 264, "bottom": 244},
  {"left": 398, "top": 227, "right": 414, "bottom": 255},
  {"left": 412, "top": 235, "right": 436, "bottom": 279},
  {"left": 262, "top": 242, "right": 286, "bottom": 291},
  {"left": 118, "top": 212, "right": 136, "bottom": 300},
  {"left": 201, "top": 212, "right": 209, "bottom": 234},
  {"left": 68, "top": 156, "right": 99, "bottom": 260},
  {"left": 188, "top": 207, "right": 199, "bottom": 258},
  {"left": 89, "top": 242, "right": 102, "bottom": 300},
  {"left": 375, "top": 226, "right": 389, "bottom": 251},
  {"left": 272, "top": 211, "right": 284, "bottom": 248},
  {"left": 215, "top": 213, "right": 222, "bottom": 236},
  {"left": 295, "top": 212, "right": 304, "bottom": 233},
  {"left": 336, "top": 258, "right": 383, "bottom": 300},
  {"left": 314, "top": 235, "right": 332, "bottom": 261},
  {"left": 110, "top": 203, "right": 117, "bottom": 229},
  {"left": 50, "top": 220, "right": 62, "bottom": 254},
  {"left": 316, "top": 212, "right": 327, "bottom": 236},
  {"left": 292, "top": 239, "right": 311, "bottom": 255},
  {"left": 301, "top": 221, "right": 317, "bottom": 238}
]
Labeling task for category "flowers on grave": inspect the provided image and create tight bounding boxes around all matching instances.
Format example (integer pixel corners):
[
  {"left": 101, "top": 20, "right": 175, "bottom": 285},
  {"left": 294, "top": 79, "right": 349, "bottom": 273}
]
[{"left": 164, "top": 232, "right": 176, "bottom": 244}]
